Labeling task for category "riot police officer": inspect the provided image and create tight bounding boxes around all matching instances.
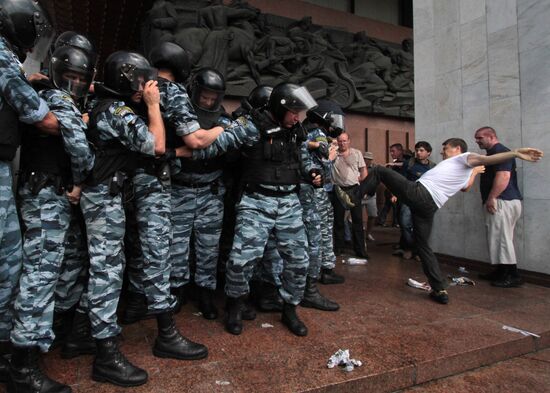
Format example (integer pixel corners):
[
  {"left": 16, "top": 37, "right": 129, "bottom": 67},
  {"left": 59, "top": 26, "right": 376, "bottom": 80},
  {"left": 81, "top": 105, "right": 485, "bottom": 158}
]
[
  {"left": 0, "top": 0, "right": 59, "bottom": 389},
  {"left": 79, "top": 51, "right": 163, "bottom": 387},
  {"left": 171, "top": 67, "right": 232, "bottom": 320},
  {"left": 183, "top": 83, "right": 321, "bottom": 336},
  {"left": 10, "top": 45, "right": 95, "bottom": 393}
]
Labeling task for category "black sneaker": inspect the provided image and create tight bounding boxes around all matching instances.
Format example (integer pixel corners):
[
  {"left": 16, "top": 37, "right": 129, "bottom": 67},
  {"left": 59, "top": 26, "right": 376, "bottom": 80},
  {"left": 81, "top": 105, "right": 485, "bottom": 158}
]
[
  {"left": 429, "top": 290, "right": 449, "bottom": 304},
  {"left": 491, "top": 275, "right": 523, "bottom": 288}
]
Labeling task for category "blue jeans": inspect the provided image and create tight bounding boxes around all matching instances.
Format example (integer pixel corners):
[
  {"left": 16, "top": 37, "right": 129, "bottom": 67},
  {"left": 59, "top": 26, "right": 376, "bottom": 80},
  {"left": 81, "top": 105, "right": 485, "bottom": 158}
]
[{"left": 398, "top": 203, "right": 414, "bottom": 250}]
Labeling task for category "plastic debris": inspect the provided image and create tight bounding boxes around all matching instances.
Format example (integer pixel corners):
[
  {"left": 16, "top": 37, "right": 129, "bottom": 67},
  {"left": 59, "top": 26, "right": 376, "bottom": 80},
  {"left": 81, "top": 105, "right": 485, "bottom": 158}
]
[
  {"left": 502, "top": 325, "right": 540, "bottom": 338},
  {"left": 448, "top": 276, "right": 475, "bottom": 286},
  {"left": 261, "top": 323, "right": 274, "bottom": 328},
  {"left": 327, "top": 349, "right": 362, "bottom": 372},
  {"left": 215, "top": 380, "right": 231, "bottom": 386},
  {"left": 458, "top": 266, "right": 469, "bottom": 274},
  {"left": 192, "top": 312, "right": 202, "bottom": 317},
  {"left": 343, "top": 257, "right": 368, "bottom": 265},
  {"left": 407, "top": 278, "right": 431, "bottom": 291}
]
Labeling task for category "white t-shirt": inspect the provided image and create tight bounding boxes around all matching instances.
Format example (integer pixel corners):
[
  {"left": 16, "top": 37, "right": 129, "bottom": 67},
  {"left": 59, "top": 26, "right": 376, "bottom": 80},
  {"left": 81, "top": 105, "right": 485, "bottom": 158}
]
[{"left": 417, "top": 153, "right": 473, "bottom": 208}]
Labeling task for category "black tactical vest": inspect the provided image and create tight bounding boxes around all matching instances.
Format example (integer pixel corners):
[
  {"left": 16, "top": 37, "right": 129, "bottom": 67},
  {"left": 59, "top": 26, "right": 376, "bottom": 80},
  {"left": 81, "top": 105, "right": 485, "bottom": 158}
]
[
  {"left": 241, "top": 130, "right": 301, "bottom": 186},
  {"left": 178, "top": 106, "right": 227, "bottom": 175},
  {"left": 0, "top": 100, "right": 21, "bottom": 161},
  {"left": 85, "top": 98, "right": 136, "bottom": 185}
]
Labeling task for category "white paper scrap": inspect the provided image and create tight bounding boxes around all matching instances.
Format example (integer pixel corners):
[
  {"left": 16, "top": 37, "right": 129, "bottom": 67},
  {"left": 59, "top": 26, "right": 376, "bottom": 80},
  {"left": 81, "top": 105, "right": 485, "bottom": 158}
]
[{"left": 502, "top": 325, "right": 540, "bottom": 338}]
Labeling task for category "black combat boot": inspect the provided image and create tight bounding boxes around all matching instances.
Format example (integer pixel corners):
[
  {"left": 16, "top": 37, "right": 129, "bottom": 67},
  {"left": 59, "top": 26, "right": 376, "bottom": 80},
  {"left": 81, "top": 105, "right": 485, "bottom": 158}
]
[
  {"left": 171, "top": 285, "right": 187, "bottom": 314},
  {"left": 257, "top": 282, "right": 283, "bottom": 312},
  {"left": 9, "top": 345, "right": 71, "bottom": 393},
  {"left": 153, "top": 313, "right": 208, "bottom": 360},
  {"left": 281, "top": 303, "right": 308, "bottom": 336},
  {"left": 61, "top": 311, "right": 96, "bottom": 359},
  {"left": 51, "top": 308, "right": 75, "bottom": 349},
  {"left": 300, "top": 276, "right": 340, "bottom": 311},
  {"left": 225, "top": 296, "right": 244, "bottom": 335},
  {"left": 92, "top": 337, "right": 148, "bottom": 387},
  {"left": 320, "top": 268, "right": 345, "bottom": 285},
  {"left": 198, "top": 287, "right": 218, "bottom": 320},
  {"left": 241, "top": 300, "right": 257, "bottom": 321},
  {"left": 492, "top": 265, "right": 524, "bottom": 288},
  {"left": 120, "top": 292, "right": 151, "bottom": 325},
  {"left": 0, "top": 341, "right": 10, "bottom": 383}
]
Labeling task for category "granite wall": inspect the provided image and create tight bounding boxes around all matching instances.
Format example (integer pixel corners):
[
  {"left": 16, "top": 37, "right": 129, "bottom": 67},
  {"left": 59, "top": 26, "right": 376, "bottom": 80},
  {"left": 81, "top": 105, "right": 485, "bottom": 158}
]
[{"left": 413, "top": 0, "right": 550, "bottom": 274}]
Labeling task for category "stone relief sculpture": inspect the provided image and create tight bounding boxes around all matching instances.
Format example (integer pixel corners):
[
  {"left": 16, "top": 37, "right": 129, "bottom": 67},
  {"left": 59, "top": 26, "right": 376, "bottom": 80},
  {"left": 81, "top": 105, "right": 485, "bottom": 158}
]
[{"left": 141, "top": 0, "right": 414, "bottom": 118}]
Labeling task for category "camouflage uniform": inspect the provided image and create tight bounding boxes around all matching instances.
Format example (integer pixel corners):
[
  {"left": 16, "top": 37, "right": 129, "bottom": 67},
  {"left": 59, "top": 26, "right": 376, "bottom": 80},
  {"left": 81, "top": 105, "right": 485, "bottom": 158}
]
[
  {"left": 158, "top": 79, "right": 227, "bottom": 292},
  {"left": 192, "top": 117, "right": 317, "bottom": 305},
  {"left": 0, "top": 37, "right": 50, "bottom": 342},
  {"left": 54, "top": 207, "right": 89, "bottom": 313},
  {"left": 307, "top": 127, "right": 337, "bottom": 270},
  {"left": 130, "top": 169, "right": 175, "bottom": 313},
  {"left": 298, "top": 183, "right": 322, "bottom": 278},
  {"left": 11, "top": 88, "right": 93, "bottom": 351},
  {"left": 253, "top": 235, "right": 283, "bottom": 287},
  {"left": 80, "top": 100, "right": 155, "bottom": 339}
]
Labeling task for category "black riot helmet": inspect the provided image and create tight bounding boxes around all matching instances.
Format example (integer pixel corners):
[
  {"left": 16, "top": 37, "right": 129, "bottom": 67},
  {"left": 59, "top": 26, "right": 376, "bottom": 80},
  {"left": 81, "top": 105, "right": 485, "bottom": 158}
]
[
  {"left": 149, "top": 41, "right": 190, "bottom": 84},
  {"left": 248, "top": 85, "right": 273, "bottom": 109},
  {"left": 49, "top": 46, "right": 94, "bottom": 98},
  {"left": 103, "top": 51, "right": 157, "bottom": 97},
  {"left": 268, "top": 83, "right": 317, "bottom": 124},
  {"left": 189, "top": 67, "right": 225, "bottom": 112},
  {"left": 54, "top": 31, "right": 97, "bottom": 65},
  {"left": 306, "top": 99, "right": 345, "bottom": 137},
  {"left": 0, "top": 0, "right": 53, "bottom": 61}
]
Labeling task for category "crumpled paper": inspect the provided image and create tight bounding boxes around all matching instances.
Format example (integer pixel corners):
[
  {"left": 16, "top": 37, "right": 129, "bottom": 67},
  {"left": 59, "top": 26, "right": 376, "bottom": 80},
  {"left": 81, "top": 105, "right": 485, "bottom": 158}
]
[
  {"left": 327, "top": 349, "right": 362, "bottom": 372},
  {"left": 407, "top": 278, "right": 431, "bottom": 291},
  {"left": 448, "top": 276, "right": 475, "bottom": 286},
  {"left": 502, "top": 325, "right": 540, "bottom": 338}
]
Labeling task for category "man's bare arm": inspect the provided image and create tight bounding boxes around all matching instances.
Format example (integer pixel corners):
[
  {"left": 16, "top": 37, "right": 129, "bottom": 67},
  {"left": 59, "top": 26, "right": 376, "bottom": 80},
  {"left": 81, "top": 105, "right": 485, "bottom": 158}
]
[
  {"left": 182, "top": 127, "right": 224, "bottom": 149},
  {"left": 461, "top": 165, "right": 485, "bottom": 192},
  {"left": 467, "top": 148, "right": 543, "bottom": 167},
  {"left": 485, "top": 171, "right": 511, "bottom": 213},
  {"left": 359, "top": 166, "right": 368, "bottom": 182},
  {"left": 35, "top": 112, "right": 60, "bottom": 136}
]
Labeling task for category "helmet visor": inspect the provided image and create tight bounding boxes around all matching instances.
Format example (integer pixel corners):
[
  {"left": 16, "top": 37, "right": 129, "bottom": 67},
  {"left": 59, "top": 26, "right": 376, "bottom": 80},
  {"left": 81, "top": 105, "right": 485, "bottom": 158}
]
[
  {"left": 26, "top": 12, "right": 54, "bottom": 62},
  {"left": 121, "top": 64, "right": 158, "bottom": 92},
  {"left": 192, "top": 88, "right": 224, "bottom": 112},
  {"left": 58, "top": 71, "right": 93, "bottom": 98},
  {"left": 331, "top": 113, "right": 345, "bottom": 131},
  {"left": 287, "top": 86, "right": 317, "bottom": 111}
]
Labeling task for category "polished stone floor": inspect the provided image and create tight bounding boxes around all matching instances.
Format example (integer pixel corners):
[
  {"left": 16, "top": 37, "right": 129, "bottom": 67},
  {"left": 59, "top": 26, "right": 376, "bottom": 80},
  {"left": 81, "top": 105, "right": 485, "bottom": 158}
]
[{"left": 1, "top": 227, "right": 549, "bottom": 392}]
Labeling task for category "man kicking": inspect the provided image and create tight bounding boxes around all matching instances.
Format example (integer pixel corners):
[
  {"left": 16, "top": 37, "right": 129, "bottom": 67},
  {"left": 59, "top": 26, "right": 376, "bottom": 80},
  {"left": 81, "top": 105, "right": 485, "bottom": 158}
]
[{"left": 359, "top": 138, "right": 543, "bottom": 304}]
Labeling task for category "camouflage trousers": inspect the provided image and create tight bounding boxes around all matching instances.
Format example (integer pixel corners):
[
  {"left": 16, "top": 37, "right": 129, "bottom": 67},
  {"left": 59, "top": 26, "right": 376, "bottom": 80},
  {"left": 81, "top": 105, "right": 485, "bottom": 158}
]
[
  {"left": 315, "top": 188, "right": 336, "bottom": 269},
  {"left": 169, "top": 182, "right": 225, "bottom": 290},
  {"left": 54, "top": 206, "right": 89, "bottom": 314},
  {"left": 80, "top": 184, "right": 125, "bottom": 339},
  {"left": 252, "top": 234, "right": 283, "bottom": 287},
  {"left": 298, "top": 184, "right": 322, "bottom": 279},
  {"left": 11, "top": 185, "right": 72, "bottom": 350},
  {"left": 226, "top": 191, "right": 308, "bottom": 305},
  {"left": 0, "top": 162, "right": 22, "bottom": 342},
  {"left": 126, "top": 172, "right": 175, "bottom": 313}
]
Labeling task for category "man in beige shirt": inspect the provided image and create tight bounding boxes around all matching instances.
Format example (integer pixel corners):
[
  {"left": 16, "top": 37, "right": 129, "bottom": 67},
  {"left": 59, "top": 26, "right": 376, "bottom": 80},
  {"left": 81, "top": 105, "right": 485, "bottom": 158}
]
[{"left": 331, "top": 132, "right": 368, "bottom": 259}]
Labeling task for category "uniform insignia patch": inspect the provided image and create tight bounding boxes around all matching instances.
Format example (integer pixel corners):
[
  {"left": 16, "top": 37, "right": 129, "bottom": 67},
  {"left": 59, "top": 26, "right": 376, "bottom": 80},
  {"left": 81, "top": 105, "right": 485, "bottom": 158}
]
[{"left": 114, "top": 105, "right": 134, "bottom": 117}]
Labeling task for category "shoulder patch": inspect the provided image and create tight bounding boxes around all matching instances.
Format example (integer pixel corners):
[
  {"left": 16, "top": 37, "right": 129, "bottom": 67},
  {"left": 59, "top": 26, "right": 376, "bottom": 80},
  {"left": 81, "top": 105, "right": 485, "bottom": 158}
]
[
  {"left": 114, "top": 105, "right": 135, "bottom": 117},
  {"left": 61, "top": 94, "right": 73, "bottom": 103}
]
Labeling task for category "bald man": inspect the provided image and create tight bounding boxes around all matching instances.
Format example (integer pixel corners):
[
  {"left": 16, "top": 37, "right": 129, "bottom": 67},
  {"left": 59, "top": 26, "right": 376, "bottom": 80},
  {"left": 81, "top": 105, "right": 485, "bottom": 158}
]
[{"left": 474, "top": 127, "right": 523, "bottom": 287}]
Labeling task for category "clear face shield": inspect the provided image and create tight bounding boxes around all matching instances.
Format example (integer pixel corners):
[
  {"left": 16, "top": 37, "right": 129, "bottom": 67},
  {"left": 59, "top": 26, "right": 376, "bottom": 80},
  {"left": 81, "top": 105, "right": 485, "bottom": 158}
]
[
  {"left": 26, "top": 12, "right": 55, "bottom": 63},
  {"left": 192, "top": 87, "right": 224, "bottom": 112},
  {"left": 330, "top": 113, "right": 345, "bottom": 132},
  {"left": 287, "top": 86, "right": 317, "bottom": 112},
  {"left": 59, "top": 71, "right": 93, "bottom": 98},
  {"left": 121, "top": 64, "right": 158, "bottom": 92}
]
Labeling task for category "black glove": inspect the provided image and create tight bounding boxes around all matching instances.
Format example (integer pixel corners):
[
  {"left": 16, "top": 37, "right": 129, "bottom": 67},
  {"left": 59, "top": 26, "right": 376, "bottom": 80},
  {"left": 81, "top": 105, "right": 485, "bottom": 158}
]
[{"left": 309, "top": 169, "right": 323, "bottom": 188}]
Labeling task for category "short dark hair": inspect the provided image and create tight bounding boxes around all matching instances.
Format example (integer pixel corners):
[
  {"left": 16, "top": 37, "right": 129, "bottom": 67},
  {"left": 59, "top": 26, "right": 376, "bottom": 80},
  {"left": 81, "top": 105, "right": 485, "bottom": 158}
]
[
  {"left": 415, "top": 141, "right": 432, "bottom": 152},
  {"left": 389, "top": 143, "right": 403, "bottom": 150},
  {"left": 474, "top": 126, "right": 497, "bottom": 137},
  {"left": 442, "top": 138, "right": 468, "bottom": 153}
]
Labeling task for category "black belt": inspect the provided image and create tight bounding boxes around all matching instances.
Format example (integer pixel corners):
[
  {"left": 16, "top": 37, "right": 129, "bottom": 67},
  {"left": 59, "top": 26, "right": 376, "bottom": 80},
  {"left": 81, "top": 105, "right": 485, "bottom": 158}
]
[
  {"left": 172, "top": 179, "right": 213, "bottom": 188},
  {"left": 340, "top": 184, "right": 358, "bottom": 191},
  {"left": 245, "top": 184, "right": 297, "bottom": 197}
]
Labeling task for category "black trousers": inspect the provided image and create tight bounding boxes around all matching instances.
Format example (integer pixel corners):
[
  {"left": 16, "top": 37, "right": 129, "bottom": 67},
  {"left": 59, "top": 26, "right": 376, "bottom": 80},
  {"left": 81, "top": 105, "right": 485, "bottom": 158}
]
[
  {"left": 330, "top": 185, "right": 367, "bottom": 258},
  {"left": 360, "top": 167, "right": 446, "bottom": 291}
]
